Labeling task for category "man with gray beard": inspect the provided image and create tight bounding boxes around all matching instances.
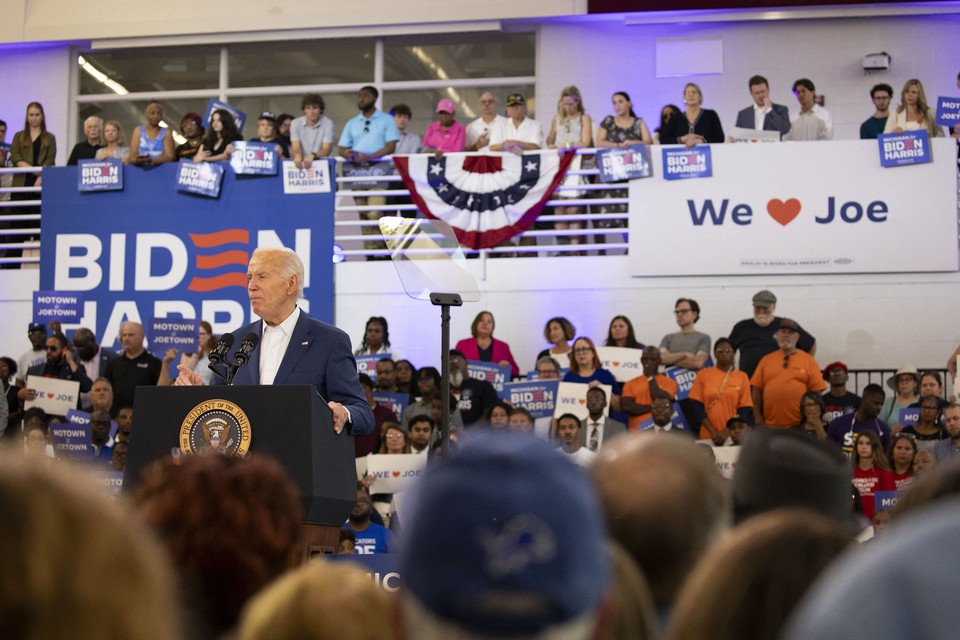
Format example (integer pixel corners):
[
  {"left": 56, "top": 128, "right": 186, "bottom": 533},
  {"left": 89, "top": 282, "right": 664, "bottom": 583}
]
[
  {"left": 728, "top": 289, "right": 816, "bottom": 378},
  {"left": 449, "top": 349, "right": 497, "bottom": 427}
]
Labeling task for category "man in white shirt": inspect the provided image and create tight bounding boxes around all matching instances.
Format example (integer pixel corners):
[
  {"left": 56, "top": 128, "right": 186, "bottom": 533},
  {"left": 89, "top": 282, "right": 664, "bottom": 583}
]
[
  {"left": 557, "top": 412, "right": 596, "bottom": 468},
  {"left": 579, "top": 386, "right": 627, "bottom": 451},
  {"left": 785, "top": 78, "right": 833, "bottom": 141},
  {"left": 465, "top": 91, "right": 507, "bottom": 152},
  {"left": 489, "top": 93, "right": 544, "bottom": 154}
]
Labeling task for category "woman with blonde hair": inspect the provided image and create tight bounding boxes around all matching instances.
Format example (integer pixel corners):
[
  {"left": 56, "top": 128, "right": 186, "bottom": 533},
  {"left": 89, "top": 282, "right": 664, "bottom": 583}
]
[
  {"left": 95, "top": 120, "right": 129, "bottom": 160},
  {"left": 884, "top": 78, "right": 944, "bottom": 137},
  {"left": 659, "top": 82, "right": 725, "bottom": 147},
  {"left": 547, "top": 86, "right": 593, "bottom": 251}
]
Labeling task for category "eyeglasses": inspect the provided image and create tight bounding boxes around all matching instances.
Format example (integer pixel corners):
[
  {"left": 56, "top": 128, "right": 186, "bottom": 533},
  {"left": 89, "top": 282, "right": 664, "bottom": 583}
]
[
  {"left": 573, "top": 347, "right": 592, "bottom": 354},
  {"left": 363, "top": 119, "right": 371, "bottom": 134},
  {"left": 385, "top": 433, "right": 405, "bottom": 440},
  {"left": 896, "top": 433, "right": 917, "bottom": 442},
  {"left": 674, "top": 308, "right": 692, "bottom": 315}
]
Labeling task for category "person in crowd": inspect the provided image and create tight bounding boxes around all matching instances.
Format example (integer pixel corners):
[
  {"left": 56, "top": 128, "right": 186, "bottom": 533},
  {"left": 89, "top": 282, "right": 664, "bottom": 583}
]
[
  {"left": 194, "top": 108, "right": 242, "bottom": 162},
  {"left": 546, "top": 85, "right": 593, "bottom": 251},
  {"left": 354, "top": 316, "right": 393, "bottom": 356},
  {"left": 622, "top": 346, "right": 679, "bottom": 430},
  {"left": 89, "top": 409, "right": 113, "bottom": 464},
  {"left": 402, "top": 366, "right": 464, "bottom": 432},
  {"left": 115, "top": 405, "right": 133, "bottom": 443},
  {"left": 597, "top": 90, "right": 653, "bottom": 148},
  {"left": 276, "top": 113, "right": 293, "bottom": 146},
  {"left": 594, "top": 432, "right": 728, "bottom": 628},
  {"left": 354, "top": 373, "right": 391, "bottom": 457},
  {"left": 94, "top": 119, "right": 128, "bottom": 160},
  {"left": 390, "top": 103, "right": 422, "bottom": 154},
  {"left": 884, "top": 78, "right": 945, "bottom": 137},
  {"left": 0, "top": 458, "right": 183, "bottom": 640},
  {"left": 727, "top": 417, "right": 748, "bottom": 445},
  {"left": 421, "top": 98, "right": 465, "bottom": 154},
  {"left": 344, "top": 482, "right": 396, "bottom": 554},
  {"left": 557, "top": 411, "right": 595, "bottom": 468},
  {"left": 911, "top": 370, "right": 944, "bottom": 407},
  {"left": 6, "top": 102, "right": 55, "bottom": 261},
  {"left": 733, "top": 74, "right": 792, "bottom": 138},
  {"left": 455, "top": 310, "right": 520, "bottom": 378},
  {"left": 409, "top": 414, "right": 434, "bottom": 455},
  {"left": 784, "top": 77, "right": 832, "bottom": 141},
  {"left": 860, "top": 82, "right": 894, "bottom": 139},
  {"left": 659, "top": 83, "right": 725, "bottom": 146},
  {"left": 729, "top": 289, "right": 816, "bottom": 378},
  {"left": 337, "top": 528, "right": 356, "bottom": 554},
  {"left": 22, "top": 415, "right": 50, "bottom": 462},
  {"left": 581, "top": 385, "right": 627, "bottom": 451},
  {"left": 485, "top": 400, "right": 512, "bottom": 430},
  {"left": 291, "top": 93, "right": 335, "bottom": 169},
  {"left": 604, "top": 314, "right": 645, "bottom": 350},
  {"left": 750, "top": 318, "right": 825, "bottom": 429},
  {"left": 182, "top": 320, "right": 217, "bottom": 385},
  {"left": 17, "top": 322, "right": 47, "bottom": 384},
  {"left": 537, "top": 316, "right": 575, "bottom": 362},
  {"left": 564, "top": 336, "right": 622, "bottom": 416},
  {"left": 900, "top": 394, "right": 947, "bottom": 450},
  {"left": 465, "top": 91, "right": 507, "bottom": 152},
  {"left": 888, "top": 431, "right": 917, "bottom": 490},
  {"left": 66, "top": 115, "right": 102, "bottom": 164},
  {"left": 375, "top": 357, "right": 398, "bottom": 393},
  {"left": 789, "top": 391, "right": 829, "bottom": 440},
  {"left": 1, "top": 356, "right": 19, "bottom": 435},
  {"left": 668, "top": 509, "right": 851, "bottom": 640},
  {"left": 507, "top": 406, "right": 535, "bottom": 433},
  {"left": 237, "top": 558, "right": 394, "bottom": 640},
  {"left": 489, "top": 92, "right": 544, "bottom": 154},
  {"left": 688, "top": 338, "right": 753, "bottom": 443},
  {"left": 133, "top": 454, "right": 302, "bottom": 639},
  {"left": 914, "top": 448, "right": 938, "bottom": 475},
  {"left": 248, "top": 111, "right": 289, "bottom": 158},
  {"left": 17, "top": 333, "right": 92, "bottom": 412},
  {"left": 174, "top": 112, "right": 204, "bottom": 160},
  {"left": 879, "top": 364, "right": 920, "bottom": 426},
  {"left": 449, "top": 349, "right": 498, "bottom": 427},
  {"left": 933, "top": 402, "right": 960, "bottom": 462},
  {"left": 395, "top": 358, "right": 417, "bottom": 396},
  {"left": 126, "top": 100, "right": 175, "bottom": 165},
  {"left": 89, "top": 377, "right": 114, "bottom": 416},
  {"left": 851, "top": 430, "right": 895, "bottom": 520},
  {"left": 821, "top": 360, "right": 860, "bottom": 422},
  {"left": 660, "top": 297, "right": 711, "bottom": 371},
  {"left": 375, "top": 419, "right": 410, "bottom": 454},
  {"left": 104, "top": 321, "right": 161, "bottom": 412},
  {"left": 339, "top": 85, "right": 399, "bottom": 259},
  {"left": 653, "top": 104, "right": 682, "bottom": 144},
  {"left": 399, "top": 433, "right": 614, "bottom": 639},
  {"left": 826, "top": 382, "right": 890, "bottom": 455},
  {"left": 643, "top": 393, "right": 690, "bottom": 434}
]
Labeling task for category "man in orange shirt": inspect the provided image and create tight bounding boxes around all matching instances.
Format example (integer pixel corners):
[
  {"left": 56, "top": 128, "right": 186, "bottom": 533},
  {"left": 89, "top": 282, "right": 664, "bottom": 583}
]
[
  {"left": 622, "top": 346, "right": 679, "bottom": 430},
  {"left": 750, "top": 319, "right": 825, "bottom": 428}
]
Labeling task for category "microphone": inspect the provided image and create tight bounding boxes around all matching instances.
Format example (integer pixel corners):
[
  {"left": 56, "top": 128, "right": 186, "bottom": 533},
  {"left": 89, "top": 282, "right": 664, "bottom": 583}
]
[
  {"left": 234, "top": 333, "right": 260, "bottom": 367},
  {"left": 208, "top": 333, "right": 234, "bottom": 365}
]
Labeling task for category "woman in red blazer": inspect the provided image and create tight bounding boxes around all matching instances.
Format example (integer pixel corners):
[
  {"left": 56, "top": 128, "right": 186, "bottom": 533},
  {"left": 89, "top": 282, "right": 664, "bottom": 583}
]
[{"left": 455, "top": 310, "right": 519, "bottom": 379}]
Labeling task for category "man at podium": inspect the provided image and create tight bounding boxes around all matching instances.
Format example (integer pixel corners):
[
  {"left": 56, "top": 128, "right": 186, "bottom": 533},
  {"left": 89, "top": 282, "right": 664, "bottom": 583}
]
[{"left": 175, "top": 247, "right": 372, "bottom": 437}]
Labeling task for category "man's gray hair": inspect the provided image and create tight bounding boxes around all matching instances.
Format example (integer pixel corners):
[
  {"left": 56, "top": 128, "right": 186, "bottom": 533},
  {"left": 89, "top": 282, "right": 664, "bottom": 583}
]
[{"left": 251, "top": 247, "right": 304, "bottom": 299}]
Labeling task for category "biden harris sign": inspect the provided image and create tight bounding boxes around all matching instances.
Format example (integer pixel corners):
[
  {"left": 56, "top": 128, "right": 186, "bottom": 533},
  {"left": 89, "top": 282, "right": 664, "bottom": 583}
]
[{"left": 39, "top": 163, "right": 335, "bottom": 349}]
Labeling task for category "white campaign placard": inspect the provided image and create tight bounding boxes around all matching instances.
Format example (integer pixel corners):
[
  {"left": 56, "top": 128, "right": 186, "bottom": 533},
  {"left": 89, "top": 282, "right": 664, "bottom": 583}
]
[
  {"left": 364, "top": 453, "right": 428, "bottom": 494},
  {"left": 629, "top": 139, "right": 958, "bottom": 276},
  {"left": 729, "top": 127, "right": 782, "bottom": 143},
  {"left": 697, "top": 442, "right": 742, "bottom": 479},
  {"left": 281, "top": 160, "right": 332, "bottom": 194},
  {"left": 595, "top": 346, "right": 644, "bottom": 383},
  {"left": 25, "top": 375, "right": 81, "bottom": 416},
  {"left": 553, "top": 381, "right": 612, "bottom": 421}
]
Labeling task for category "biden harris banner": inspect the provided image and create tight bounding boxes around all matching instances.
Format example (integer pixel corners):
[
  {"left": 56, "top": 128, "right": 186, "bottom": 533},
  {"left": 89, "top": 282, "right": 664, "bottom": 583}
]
[
  {"left": 629, "top": 139, "right": 958, "bottom": 276},
  {"left": 39, "top": 164, "right": 335, "bottom": 349},
  {"left": 78, "top": 158, "right": 123, "bottom": 192},
  {"left": 877, "top": 131, "right": 931, "bottom": 167}
]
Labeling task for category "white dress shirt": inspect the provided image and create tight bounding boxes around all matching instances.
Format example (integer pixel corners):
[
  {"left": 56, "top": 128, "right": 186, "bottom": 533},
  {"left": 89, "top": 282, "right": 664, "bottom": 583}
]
[{"left": 259, "top": 307, "right": 300, "bottom": 385}]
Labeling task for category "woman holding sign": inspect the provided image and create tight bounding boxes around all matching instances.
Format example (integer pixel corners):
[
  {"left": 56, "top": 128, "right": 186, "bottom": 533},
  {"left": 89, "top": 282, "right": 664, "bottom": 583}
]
[
  {"left": 195, "top": 109, "right": 242, "bottom": 163},
  {"left": 884, "top": 79, "right": 944, "bottom": 137},
  {"left": 563, "top": 337, "right": 621, "bottom": 415},
  {"left": 594, "top": 92, "right": 651, "bottom": 240}
]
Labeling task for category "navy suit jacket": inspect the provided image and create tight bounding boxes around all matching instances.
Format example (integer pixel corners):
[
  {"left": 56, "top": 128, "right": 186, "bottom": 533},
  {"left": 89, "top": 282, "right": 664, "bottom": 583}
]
[
  {"left": 735, "top": 103, "right": 791, "bottom": 136},
  {"left": 212, "top": 310, "right": 373, "bottom": 436}
]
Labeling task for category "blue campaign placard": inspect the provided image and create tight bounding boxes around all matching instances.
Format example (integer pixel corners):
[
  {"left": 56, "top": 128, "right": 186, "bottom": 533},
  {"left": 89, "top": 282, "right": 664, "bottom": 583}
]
[
  {"left": 526, "top": 368, "right": 569, "bottom": 380},
  {"left": 33, "top": 290, "right": 83, "bottom": 323},
  {"left": 935, "top": 96, "right": 960, "bottom": 128},
  {"left": 898, "top": 407, "right": 919, "bottom": 426},
  {"left": 665, "top": 366, "right": 699, "bottom": 401},
  {"left": 176, "top": 160, "right": 224, "bottom": 197},
  {"left": 467, "top": 360, "right": 510, "bottom": 392},
  {"left": 204, "top": 99, "right": 247, "bottom": 133},
  {"left": 877, "top": 130, "right": 931, "bottom": 167},
  {"left": 50, "top": 419, "right": 93, "bottom": 460},
  {"left": 499, "top": 380, "right": 560, "bottom": 419},
  {"left": 875, "top": 490, "right": 899, "bottom": 512},
  {"left": 327, "top": 553, "right": 401, "bottom": 590},
  {"left": 662, "top": 146, "right": 712, "bottom": 180},
  {"left": 148, "top": 317, "right": 200, "bottom": 356},
  {"left": 373, "top": 391, "right": 409, "bottom": 423},
  {"left": 356, "top": 354, "right": 384, "bottom": 380},
  {"left": 77, "top": 158, "right": 123, "bottom": 192},
  {"left": 230, "top": 141, "right": 278, "bottom": 176},
  {"left": 0, "top": 141, "right": 10, "bottom": 166},
  {"left": 636, "top": 402, "right": 691, "bottom": 432},
  {"left": 596, "top": 144, "right": 652, "bottom": 183},
  {"left": 68, "top": 407, "right": 118, "bottom": 441}
]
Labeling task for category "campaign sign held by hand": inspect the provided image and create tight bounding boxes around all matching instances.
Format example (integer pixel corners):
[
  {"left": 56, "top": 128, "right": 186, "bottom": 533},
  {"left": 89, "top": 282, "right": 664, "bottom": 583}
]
[
  {"left": 34, "top": 291, "right": 83, "bottom": 324},
  {"left": 597, "top": 144, "right": 652, "bottom": 183},
  {"left": 875, "top": 490, "right": 899, "bottom": 512},
  {"left": 204, "top": 99, "right": 247, "bottom": 132},
  {"left": 662, "top": 146, "right": 712, "bottom": 181},
  {"left": 78, "top": 158, "right": 123, "bottom": 192},
  {"left": 636, "top": 402, "right": 691, "bottom": 433},
  {"left": 49, "top": 420, "right": 93, "bottom": 460},
  {"left": 25, "top": 375, "right": 80, "bottom": 417},
  {"left": 665, "top": 366, "right": 699, "bottom": 401},
  {"left": 878, "top": 131, "right": 931, "bottom": 167},
  {"left": 898, "top": 407, "right": 920, "bottom": 426},
  {"left": 500, "top": 380, "right": 560, "bottom": 419},
  {"left": 595, "top": 346, "right": 643, "bottom": 383},
  {"left": 365, "top": 453, "right": 428, "bottom": 494},
  {"left": 554, "top": 382, "right": 612, "bottom": 421},
  {"left": 935, "top": 96, "right": 960, "bottom": 128},
  {"left": 175, "top": 160, "right": 224, "bottom": 197},
  {"left": 148, "top": 317, "right": 200, "bottom": 357},
  {"left": 282, "top": 159, "right": 332, "bottom": 194},
  {"left": 230, "top": 141, "right": 279, "bottom": 176},
  {"left": 373, "top": 391, "right": 409, "bottom": 423},
  {"left": 356, "top": 354, "right": 383, "bottom": 380},
  {"left": 467, "top": 360, "right": 509, "bottom": 393}
]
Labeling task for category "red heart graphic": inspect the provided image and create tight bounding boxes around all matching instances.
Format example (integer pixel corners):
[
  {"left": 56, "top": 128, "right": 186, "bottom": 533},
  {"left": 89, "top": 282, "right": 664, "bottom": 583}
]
[
  {"left": 578, "top": 399, "right": 586, "bottom": 404},
  {"left": 612, "top": 361, "right": 620, "bottom": 367},
  {"left": 47, "top": 392, "right": 55, "bottom": 399},
  {"left": 767, "top": 198, "right": 801, "bottom": 226},
  {"left": 392, "top": 471, "right": 400, "bottom": 478}
]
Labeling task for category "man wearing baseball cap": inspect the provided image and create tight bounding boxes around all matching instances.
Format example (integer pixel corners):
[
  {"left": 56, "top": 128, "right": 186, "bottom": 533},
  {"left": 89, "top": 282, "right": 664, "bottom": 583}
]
[
  {"left": 248, "top": 111, "right": 289, "bottom": 158},
  {"left": 821, "top": 361, "right": 861, "bottom": 422},
  {"left": 16, "top": 323, "right": 48, "bottom": 387},
  {"left": 421, "top": 98, "right": 465, "bottom": 154},
  {"left": 750, "top": 318, "right": 825, "bottom": 428},
  {"left": 489, "top": 93, "right": 544, "bottom": 155},
  {"left": 729, "top": 289, "right": 817, "bottom": 378}
]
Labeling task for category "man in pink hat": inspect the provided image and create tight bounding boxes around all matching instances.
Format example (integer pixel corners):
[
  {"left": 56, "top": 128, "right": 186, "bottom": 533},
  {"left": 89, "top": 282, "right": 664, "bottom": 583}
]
[{"left": 421, "top": 98, "right": 465, "bottom": 154}]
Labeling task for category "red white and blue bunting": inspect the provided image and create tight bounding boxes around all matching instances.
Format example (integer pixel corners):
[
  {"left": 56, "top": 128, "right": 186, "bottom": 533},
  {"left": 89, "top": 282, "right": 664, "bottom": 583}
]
[{"left": 392, "top": 151, "right": 576, "bottom": 250}]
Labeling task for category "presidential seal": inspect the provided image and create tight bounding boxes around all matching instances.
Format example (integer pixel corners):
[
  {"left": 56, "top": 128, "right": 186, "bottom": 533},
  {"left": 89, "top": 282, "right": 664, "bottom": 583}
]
[{"left": 179, "top": 400, "right": 252, "bottom": 457}]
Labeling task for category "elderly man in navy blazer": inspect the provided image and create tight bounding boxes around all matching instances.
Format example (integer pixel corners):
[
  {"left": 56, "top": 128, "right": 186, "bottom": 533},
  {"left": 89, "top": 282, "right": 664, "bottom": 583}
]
[{"left": 175, "top": 247, "right": 372, "bottom": 436}]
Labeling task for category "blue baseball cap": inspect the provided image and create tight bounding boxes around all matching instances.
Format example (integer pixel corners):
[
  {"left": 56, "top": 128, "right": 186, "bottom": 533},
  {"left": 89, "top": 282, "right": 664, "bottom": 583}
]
[{"left": 400, "top": 432, "right": 610, "bottom": 635}]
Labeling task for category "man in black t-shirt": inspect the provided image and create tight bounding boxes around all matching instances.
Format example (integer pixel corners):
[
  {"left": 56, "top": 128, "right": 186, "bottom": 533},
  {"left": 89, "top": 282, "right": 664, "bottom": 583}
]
[
  {"left": 66, "top": 116, "right": 103, "bottom": 165},
  {"left": 104, "top": 322, "right": 161, "bottom": 412},
  {"left": 728, "top": 289, "right": 816, "bottom": 378},
  {"left": 449, "top": 349, "right": 497, "bottom": 427}
]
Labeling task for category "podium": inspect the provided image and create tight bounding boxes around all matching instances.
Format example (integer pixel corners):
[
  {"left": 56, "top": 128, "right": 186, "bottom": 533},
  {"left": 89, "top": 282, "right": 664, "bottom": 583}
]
[{"left": 124, "top": 385, "right": 356, "bottom": 558}]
